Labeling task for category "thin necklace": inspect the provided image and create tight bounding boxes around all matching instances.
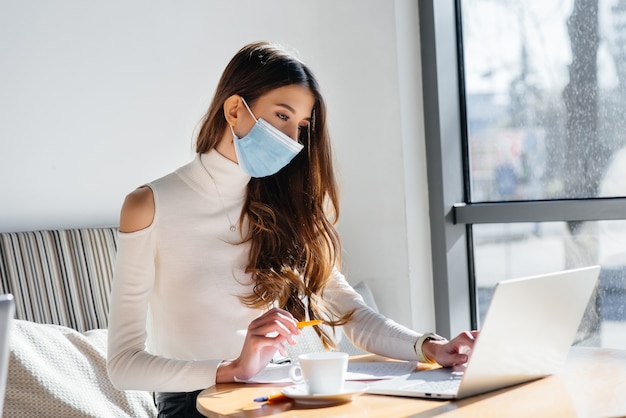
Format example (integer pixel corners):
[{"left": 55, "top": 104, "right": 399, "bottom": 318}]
[{"left": 200, "top": 157, "right": 237, "bottom": 232}]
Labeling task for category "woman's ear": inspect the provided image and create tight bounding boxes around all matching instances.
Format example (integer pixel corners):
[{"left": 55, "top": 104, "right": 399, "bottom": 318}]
[{"left": 223, "top": 95, "right": 241, "bottom": 127}]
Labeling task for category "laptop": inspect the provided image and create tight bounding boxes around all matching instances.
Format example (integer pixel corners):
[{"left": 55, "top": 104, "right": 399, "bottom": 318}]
[
  {"left": 0, "top": 294, "right": 14, "bottom": 416},
  {"left": 366, "top": 265, "right": 600, "bottom": 400}
]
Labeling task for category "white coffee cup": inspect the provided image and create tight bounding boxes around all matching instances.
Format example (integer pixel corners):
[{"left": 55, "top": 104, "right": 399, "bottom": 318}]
[{"left": 289, "top": 351, "right": 349, "bottom": 395}]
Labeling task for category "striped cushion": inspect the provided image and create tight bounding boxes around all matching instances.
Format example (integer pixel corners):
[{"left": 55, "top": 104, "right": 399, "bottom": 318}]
[{"left": 0, "top": 228, "right": 117, "bottom": 332}]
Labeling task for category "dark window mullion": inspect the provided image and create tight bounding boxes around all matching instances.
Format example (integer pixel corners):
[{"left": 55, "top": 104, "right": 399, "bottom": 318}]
[{"left": 454, "top": 198, "right": 626, "bottom": 225}]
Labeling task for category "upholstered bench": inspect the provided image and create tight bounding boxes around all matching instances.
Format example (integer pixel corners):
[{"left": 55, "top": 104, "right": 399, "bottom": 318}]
[
  {"left": 0, "top": 228, "right": 118, "bottom": 332},
  {"left": 0, "top": 227, "right": 156, "bottom": 417}
]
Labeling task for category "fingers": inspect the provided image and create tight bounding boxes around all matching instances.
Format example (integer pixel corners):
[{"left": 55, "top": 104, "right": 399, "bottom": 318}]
[
  {"left": 233, "top": 309, "right": 304, "bottom": 380},
  {"left": 434, "top": 331, "right": 479, "bottom": 367},
  {"left": 449, "top": 353, "right": 469, "bottom": 366},
  {"left": 453, "top": 330, "right": 478, "bottom": 347},
  {"left": 248, "top": 308, "right": 301, "bottom": 345},
  {"left": 454, "top": 331, "right": 478, "bottom": 362},
  {"left": 245, "top": 308, "right": 302, "bottom": 359}
]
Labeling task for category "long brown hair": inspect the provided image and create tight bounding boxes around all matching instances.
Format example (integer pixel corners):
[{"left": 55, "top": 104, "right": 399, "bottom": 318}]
[{"left": 196, "top": 41, "right": 351, "bottom": 348}]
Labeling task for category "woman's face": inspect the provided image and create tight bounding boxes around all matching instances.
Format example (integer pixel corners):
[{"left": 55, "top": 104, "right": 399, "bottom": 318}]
[{"left": 239, "top": 84, "right": 315, "bottom": 142}]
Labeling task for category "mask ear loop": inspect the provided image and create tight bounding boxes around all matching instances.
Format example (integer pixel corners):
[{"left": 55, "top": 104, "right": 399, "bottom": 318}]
[{"left": 240, "top": 97, "right": 258, "bottom": 122}]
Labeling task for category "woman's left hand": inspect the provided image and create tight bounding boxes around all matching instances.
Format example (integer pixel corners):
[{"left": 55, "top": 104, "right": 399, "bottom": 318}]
[{"left": 424, "top": 331, "right": 479, "bottom": 367}]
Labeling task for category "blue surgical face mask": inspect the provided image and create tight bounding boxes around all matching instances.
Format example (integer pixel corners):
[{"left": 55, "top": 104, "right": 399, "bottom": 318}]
[{"left": 231, "top": 97, "right": 304, "bottom": 178}]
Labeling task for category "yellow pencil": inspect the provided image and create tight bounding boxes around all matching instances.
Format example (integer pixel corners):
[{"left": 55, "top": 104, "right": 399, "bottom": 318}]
[
  {"left": 253, "top": 393, "right": 288, "bottom": 403},
  {"left": 296, "top": 319, "right": 322, "bottom": 328}
]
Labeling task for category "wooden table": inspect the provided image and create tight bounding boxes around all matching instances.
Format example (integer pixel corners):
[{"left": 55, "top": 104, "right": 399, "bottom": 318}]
[{"left": 197, "top": 347, "right": 626, "bottom": 418}]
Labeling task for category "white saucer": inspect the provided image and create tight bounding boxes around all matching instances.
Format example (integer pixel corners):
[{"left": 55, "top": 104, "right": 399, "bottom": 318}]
[{"left": 280, "top": 381, "right": 369, "bottom": 406}]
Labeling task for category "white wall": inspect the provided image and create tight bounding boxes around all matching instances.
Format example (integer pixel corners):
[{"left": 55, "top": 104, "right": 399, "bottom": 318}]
[{"left": 0, "top": 0, "right": 436, "bottom": 332}]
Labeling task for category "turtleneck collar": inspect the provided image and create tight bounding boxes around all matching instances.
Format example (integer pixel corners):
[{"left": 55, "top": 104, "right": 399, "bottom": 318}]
[{"left": 183, "top": 149, "right": 251, "bottom": 200}]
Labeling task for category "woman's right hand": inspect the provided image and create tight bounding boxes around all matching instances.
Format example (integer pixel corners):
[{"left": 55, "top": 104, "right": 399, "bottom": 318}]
[{"left": 216, "top": 308, "right": 301, "bottom": 383}]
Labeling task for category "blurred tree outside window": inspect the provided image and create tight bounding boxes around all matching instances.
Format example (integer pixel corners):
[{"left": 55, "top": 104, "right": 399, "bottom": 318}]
[{"left": 460, "top": 0, "right": 626, "bottom": 348}]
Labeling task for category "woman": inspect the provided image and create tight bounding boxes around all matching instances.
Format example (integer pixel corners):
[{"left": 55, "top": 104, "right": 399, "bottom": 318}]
[{"left": 107, "top": 41, "right": 476, "bottom": 417}]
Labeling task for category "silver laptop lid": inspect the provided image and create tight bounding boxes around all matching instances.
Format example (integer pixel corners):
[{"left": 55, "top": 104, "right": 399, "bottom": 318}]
[
  {"left": 457, "top": 265, "right": 600, "bottom": 398},
  {"left": 0, "top": 294, "right": 15, "bottom": 416}
]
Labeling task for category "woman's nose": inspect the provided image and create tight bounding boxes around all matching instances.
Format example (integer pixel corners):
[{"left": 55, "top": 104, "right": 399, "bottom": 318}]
[{"left": 282, "top": 125, "right": 300, "bottom": 142}]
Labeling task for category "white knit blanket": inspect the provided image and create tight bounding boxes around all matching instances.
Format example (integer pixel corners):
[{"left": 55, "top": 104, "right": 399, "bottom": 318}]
[{"left": 5, "top": 320, "right": 156, "bottom": 417}]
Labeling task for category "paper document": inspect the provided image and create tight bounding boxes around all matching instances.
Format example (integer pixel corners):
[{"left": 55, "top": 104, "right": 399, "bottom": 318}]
[{"left": 244, "top": 361, "right": 418, "bottom": 384}]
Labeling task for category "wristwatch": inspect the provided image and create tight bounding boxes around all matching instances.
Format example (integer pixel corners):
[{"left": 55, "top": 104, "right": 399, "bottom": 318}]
[{"left": 414, "top": 332, "right": 447, "bottom": 364}]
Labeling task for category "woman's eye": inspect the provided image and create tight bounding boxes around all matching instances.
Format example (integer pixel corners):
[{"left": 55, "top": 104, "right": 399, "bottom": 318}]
[{"left": 277, "top": 113, "right": 289, "bottom": 121}]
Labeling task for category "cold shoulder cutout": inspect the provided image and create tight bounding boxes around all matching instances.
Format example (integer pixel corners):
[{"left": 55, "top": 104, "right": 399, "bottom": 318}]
[{"left": 119, "top": 186, "right": 155, "bottom": 233}]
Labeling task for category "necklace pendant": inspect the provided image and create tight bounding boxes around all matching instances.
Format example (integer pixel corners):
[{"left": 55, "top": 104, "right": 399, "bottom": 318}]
[{"left": 230, "top": 225, "right": 236, "bottom": 232}]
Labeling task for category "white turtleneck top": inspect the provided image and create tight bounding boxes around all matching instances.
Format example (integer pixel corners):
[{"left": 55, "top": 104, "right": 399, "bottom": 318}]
[{"left": 107, "top": 149, "right": 421, "bottom": 392}]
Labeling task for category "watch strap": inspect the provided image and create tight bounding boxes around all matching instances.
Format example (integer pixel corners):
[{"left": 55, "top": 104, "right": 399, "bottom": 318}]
[{"left": 414, "top": 332, "right": 447, "bottom": 364}]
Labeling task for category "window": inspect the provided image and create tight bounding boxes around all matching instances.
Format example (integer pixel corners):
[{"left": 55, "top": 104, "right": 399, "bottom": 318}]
[{"left": 420, "top": 0, "right": 626, "bottom": 349}]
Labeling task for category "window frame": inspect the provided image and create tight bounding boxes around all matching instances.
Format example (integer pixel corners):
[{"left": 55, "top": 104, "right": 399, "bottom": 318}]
[{"left": 418, "top": 0, "right": 626, "bottom": 337}]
